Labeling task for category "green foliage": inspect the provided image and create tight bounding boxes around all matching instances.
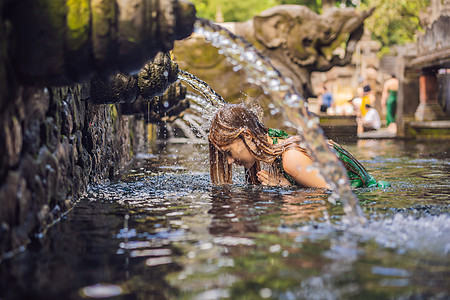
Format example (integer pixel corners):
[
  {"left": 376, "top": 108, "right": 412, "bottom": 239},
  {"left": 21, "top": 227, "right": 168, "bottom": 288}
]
[
  {"left": 190, "top": 0, "right": 278, "bottom": 22},
  {"left": 335, "top": 0, "right": 370, "bottom": 8},
  {"left": 190, "top": 0, "right": 357, "bottom": 21},
  {"left": 360, "top": 0, "right": 430, "bottom": 55},
  {"left": 190, "top": 0, "right": 431, "bottom": 55},
  {"left": 266, "top": 1, "right": 371, "bottom": 13},
  {"left": 277, "top": 0, "right": 321, "bottom": 13}
]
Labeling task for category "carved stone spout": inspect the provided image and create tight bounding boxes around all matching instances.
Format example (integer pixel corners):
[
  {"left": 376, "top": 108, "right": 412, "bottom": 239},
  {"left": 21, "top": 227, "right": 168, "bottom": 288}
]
[
  {"left": 90, "top": 52, "right": 179, "bottom": 104},
  {"left": 121, "top": 81, "right": 189, "bottom": 123},
  {"left": 4, "top": 0, "right": 195, "bottom": 86}
]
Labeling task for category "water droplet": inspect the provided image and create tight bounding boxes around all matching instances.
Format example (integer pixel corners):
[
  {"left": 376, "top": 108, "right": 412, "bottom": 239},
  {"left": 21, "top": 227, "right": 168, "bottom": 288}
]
[
  {"left": 146, "top": 256, "right": 172, "bottom": 267},
  {"left": 269, "top": 244, "right": 281, "bottom": 253},
  {"left": 259, "top": 288, "right": 272, "bottom": 298},
  {"left": 81, "top": 284, "right": 123, "bottom": 298},
  {"left": 232, "top": 65, "right": 242, "bottom": 72},
  {"left": 307, "top": 119, "right": 316, "bottom": 129},
  {"left": 269, "top": 108, "right": 279, "bottom": 115}
]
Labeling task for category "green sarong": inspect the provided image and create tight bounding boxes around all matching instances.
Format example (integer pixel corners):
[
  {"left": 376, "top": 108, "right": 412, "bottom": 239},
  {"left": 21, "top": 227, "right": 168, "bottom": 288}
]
[
  {"left": 268, "top": 129, "right": 390, "bottom": 188},
  {"left": 386, "top": 90, "right": 397, "bottom": 126}
]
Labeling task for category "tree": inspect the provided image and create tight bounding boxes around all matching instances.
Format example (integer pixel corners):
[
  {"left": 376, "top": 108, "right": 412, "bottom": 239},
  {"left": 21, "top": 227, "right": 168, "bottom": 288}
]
[
  {"left": 189, "top": 0, "right": 278, "bottom": 22},
  {"left": 277, "top": 0, "right": 322, "bottom": 13},
  {"left": 360, "top": 0, "right": 430, "bottom": 55},
  {"left": 190, "top": 0, "right": 337, "bottom": 21},
  {"left": 278, "top": 0, "right": 370, "bottom": 12}
]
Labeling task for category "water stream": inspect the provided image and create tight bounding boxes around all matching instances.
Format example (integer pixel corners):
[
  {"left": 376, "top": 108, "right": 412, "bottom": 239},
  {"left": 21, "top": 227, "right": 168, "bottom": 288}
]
[
  {"left": 178, "top": 70, "right": 226, "bottom": 108},
  {"left": 193, "top": 19, "right": 364, "bottom": 222}
]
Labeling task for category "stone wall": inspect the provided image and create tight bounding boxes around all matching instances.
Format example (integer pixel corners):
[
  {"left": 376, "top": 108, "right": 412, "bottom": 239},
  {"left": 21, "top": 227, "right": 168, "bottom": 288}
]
[{"left": 0, "top": 83, "right": 144, "bottom": 258}]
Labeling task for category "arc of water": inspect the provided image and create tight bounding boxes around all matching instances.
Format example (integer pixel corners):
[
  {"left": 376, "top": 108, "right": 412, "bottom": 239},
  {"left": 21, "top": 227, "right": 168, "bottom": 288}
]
[
  {"left": 183, "top": 114, "right": 209, "bottom": 140},
  {"left": 183, "top": 110, "right": 205, "bottom": 124},
  {"left": 179, "top": 70, "right": 227, "bottom": 107},
  {"left": 186, "top": 91, "right": 219, "bottom": 115},
  {"left": 180, "top": 95, "right": 216, "bottom": 138},
  {"left": 166, "top": 119, "right": 207, "bottom": 144},
  {"left": 172, "top": 119, "right": 199, "bottom": 140},
  {"left": 194, "top": 18, "right": 366, "bottom": 223},
  {"left": 188, "top": 101, "right": 211, "bottom": 115}
]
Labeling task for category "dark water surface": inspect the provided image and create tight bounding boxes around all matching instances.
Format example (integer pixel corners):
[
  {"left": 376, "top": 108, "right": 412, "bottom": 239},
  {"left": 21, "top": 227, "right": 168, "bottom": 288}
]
[{"left": 1, "top": 140, "right": 449, "bottom": 299}]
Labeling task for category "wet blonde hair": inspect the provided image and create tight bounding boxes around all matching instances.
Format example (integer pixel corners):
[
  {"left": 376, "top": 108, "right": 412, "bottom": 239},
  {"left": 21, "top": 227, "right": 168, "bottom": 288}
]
[{"left": 208, "top": 104, "right": 306, "bottom": 185}]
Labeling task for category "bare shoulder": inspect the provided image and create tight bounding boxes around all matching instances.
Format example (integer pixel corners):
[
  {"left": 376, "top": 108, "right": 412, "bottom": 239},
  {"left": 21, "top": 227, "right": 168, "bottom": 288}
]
[
  {"left": 282, "top": 149, "right": 312, "bottom": 174},
  {"left": 281, "top": 149, "right": 328, "bottom": 188},
  {"left": 385, "top": 78, "right": 399, "bottom": 89}
]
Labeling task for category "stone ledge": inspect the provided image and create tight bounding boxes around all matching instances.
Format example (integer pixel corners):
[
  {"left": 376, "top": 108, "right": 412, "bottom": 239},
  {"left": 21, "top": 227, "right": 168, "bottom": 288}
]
[
  {"left": 358, "top": 128, "right": 398, "bottom": 139},
  {"left": 319, "top": 115, "right": 358, "bottom": 143},
  {"left": 410, "top": 120, "right": 450, "bottom": 128},
  {"left": 409, "top": 120, "right": 450, "bottom": 140},
  {"left": 409, "top": 47, "right": 450, "bottom": 69}
]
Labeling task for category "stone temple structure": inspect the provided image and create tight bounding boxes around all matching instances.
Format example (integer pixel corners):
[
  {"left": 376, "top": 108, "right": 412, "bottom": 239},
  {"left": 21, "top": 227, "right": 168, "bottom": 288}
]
[{"left": 395, "top": 0, "right": 450, "bottom": 139}]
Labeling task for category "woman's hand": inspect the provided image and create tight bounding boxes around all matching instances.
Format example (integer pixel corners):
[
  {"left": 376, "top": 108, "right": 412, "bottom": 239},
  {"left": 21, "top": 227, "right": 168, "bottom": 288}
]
[{"left": 257, "top": 170, "right": 291, "bottom": 186}]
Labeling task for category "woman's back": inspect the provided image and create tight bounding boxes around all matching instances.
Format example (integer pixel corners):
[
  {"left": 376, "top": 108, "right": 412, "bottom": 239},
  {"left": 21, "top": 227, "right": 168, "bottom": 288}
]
[{"left": 385, "top": 77, "right": 399, "bottom": 91}]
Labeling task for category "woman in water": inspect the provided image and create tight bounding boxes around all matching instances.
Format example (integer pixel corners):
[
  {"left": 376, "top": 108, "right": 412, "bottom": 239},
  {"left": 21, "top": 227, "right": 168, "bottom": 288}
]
[{"left": 209, "top": 104, "right": 389, "bottom": 188}]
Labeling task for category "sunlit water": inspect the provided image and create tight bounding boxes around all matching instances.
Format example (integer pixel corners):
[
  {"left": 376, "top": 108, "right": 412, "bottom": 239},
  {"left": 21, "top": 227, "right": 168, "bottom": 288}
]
[{"left": 1, "top": 139, "right": 448, "bottom": 299}]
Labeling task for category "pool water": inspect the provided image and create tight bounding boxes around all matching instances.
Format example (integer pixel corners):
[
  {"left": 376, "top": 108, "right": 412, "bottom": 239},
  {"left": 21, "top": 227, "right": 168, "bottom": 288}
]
[{"left": 1, "top": 139, "right": 449, "bottom": 299}]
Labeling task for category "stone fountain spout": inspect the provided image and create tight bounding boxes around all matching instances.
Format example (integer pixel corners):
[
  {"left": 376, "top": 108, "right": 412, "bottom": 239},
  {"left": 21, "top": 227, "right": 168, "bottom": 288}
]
[
  {"left": 2, "top": 0, "right": 196, "bottom": 88},
  {"left": 90, "top": 52, "right": 180, "bottom": 104},
  {"left": 120, "top": 81, "right": 189, "bottom": 123}
]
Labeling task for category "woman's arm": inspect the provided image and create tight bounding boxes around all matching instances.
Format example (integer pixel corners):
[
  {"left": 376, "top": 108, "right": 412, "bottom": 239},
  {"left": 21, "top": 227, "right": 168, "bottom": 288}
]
[{"left": 282, "top": 149, "right": 329, "bottom": 188}]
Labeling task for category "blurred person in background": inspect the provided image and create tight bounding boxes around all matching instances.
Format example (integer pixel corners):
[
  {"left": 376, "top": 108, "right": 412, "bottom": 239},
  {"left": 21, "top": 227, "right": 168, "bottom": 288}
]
[
  {"left": 319, "top": 85, "right": 334, "bottom": 113},
  {"left": 360, "top": 104, "right": 381, "bottom": 132},
  {"left": 381, "top": 74, "right": 399, "bottom": 131},
  {"left": 360, "top": 84, "right": 375, "bottom": 117}
]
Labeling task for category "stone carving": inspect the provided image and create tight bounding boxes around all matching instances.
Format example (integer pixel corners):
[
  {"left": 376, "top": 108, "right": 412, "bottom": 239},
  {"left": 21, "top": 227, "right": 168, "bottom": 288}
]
[
  {"left": 5, "top": 0, "right": 195, "bottom": 85},
  {"left": 1, "top": 0, "right": 195, "bottom": 110},
  {"left": 174, "top": 5, "right": 373, "bottom": 99},
  {"left": 90, "top": 52, "right": 179, "bottom": 104},
  {"left": 91, "top": 52, "right": 189, "bottom": 121},
  {"left": 121, "top": 81, "right": 189, "bottom": 122}
]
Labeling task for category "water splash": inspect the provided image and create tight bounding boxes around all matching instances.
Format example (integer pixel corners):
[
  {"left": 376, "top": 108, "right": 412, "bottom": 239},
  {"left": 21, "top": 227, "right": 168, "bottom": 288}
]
[
  {"left": 292, "top": 212, "right": 450, "bottom": 257},
  {"left": 194, "top": 18, "right": 365, "bottom": 223},
  {"left": 167, "top": 116, "right": 208, "bottom": 143},
  {"left": 159, "top": 92, "right": 212, "bottom": 143}
]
